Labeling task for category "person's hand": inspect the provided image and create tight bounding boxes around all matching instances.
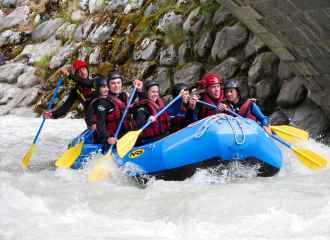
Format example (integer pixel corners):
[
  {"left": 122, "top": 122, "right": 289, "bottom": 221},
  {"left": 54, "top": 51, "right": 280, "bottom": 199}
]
[
  {"left": 91, "top": 124, "right": 96, "bottom": 130},
  {"left": 262, "top": 126, "right": 272, "bottom": 136},
  {"left": 215, "top": 103, "right": 226, "bottom": 113},
  {"left": 133, "top": 79, "right": 143, "bottom": 92},
  {"left": 43, "top": 111, "right": 52, "bottom": 119},
  {"left": 148, "top": 116, "right": 156, "bottom": 122},
  {"left": 107, "top": 137, "right": 118, "bottom": 145},
  {"left": 189, "top": 95, "right": 197, "bottom": 109},
  {"left": 59, "top": 68, "right": 70, "bottom": 77}
]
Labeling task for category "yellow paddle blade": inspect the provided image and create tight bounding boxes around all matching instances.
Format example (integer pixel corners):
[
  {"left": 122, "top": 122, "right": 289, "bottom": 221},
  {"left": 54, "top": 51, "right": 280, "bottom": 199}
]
[
  {"left": 270, "top": 125, "right": 309, "bottom": 146},
  {"left": 55, "top": 141, "right": 84, "bottom": 168},
  {"left": 89, "top": 164, "right": 110, "bottom": 182},
  {"left": 105, "top": 148, "right": 112, "bottom": 159},
  {"left": 291, "top": 147, "right": 327, "bottom": 171},
  {"left": 21, "top": 143, "right": 35, "bottom": 167},
  {"left": 116, "top": 129, "right": 142, "bottom": 158}
]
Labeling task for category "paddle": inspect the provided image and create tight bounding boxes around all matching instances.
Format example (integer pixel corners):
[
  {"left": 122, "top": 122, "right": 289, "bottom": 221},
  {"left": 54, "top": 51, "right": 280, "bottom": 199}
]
[
  {"left": 117, "top": 92, "right": 183, "bottom": 158},
  {"left": 224, "top": 107, "right": 327, "bottom": 171},
  {"left": 196, "top": 99, "right": 308, "bottom": 145},
  {"left": 89, "top": 85, "right": 138, "bottom": 182},
  {"left": 55, "top": 129, "right": 95, "bottom": 168},
  {"left": 21, "top": 75, "right": 64, "bottom": 167}
]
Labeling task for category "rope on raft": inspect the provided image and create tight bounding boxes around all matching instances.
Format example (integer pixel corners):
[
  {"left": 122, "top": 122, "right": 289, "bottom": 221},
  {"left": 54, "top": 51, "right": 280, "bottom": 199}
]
[{"left": 188, "top": 113, "right": 245, "bottom": 145}]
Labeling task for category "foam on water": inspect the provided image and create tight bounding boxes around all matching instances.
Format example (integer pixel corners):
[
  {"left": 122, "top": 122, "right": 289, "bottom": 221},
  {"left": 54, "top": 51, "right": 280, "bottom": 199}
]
[{"left": 1, "top": 115, "right": 330, "bottom": 240}]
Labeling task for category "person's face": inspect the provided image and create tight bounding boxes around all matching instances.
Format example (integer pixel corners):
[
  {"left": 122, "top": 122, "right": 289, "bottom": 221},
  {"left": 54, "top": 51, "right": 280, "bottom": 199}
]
[
  {"left": 225, "top": 88, "right": 239, "bottom": 103},
  {"left": 99, "top": 85, "right": 109, "bottom": 96},
  {"left": 182, "top": 90, "right": 190, "bottom": 104},
  {"left": 76, "top": 67, "right": 88, "bottom": 79},
  {"left": 147, "top": 86, "right": 159, "bottom": 102},
  {"left": 206, "top": 84, "right": 221, "bottom": 99},
  {"left": 108, "top": 78, "right": 122, "bottom": 95}
]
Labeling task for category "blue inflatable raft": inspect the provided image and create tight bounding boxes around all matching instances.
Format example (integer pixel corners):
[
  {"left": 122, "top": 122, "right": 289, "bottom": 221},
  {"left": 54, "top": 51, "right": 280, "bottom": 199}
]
[{"left": 69, "top": 114, "right": 283, "bottom": 181}]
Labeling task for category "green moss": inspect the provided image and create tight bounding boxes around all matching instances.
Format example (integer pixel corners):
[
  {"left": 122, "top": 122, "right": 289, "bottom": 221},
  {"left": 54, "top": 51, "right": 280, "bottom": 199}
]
[
  {"left": 34, "top": 47, "right": 60, "bottom": 82},
  {"left": 134, "top": 14, "right": 156, "bottom": 32},
  {"left": 95, "top": 62, "right": 116, "bottom": 76},
  {"left": 227, "top": 18, "right": 239, "bottom": 27}
]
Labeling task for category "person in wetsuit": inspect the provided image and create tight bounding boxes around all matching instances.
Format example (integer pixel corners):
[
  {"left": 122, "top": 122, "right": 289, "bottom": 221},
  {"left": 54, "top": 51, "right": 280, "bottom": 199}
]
[
  {"left": 218, "top": 79, "right": 272, "bottom": 136},
  {"left": 90, "top": 72, "right": 143, "bottom": 145},
  {"left": 42, "top": 60, "right": 103, "bottom": 121}
]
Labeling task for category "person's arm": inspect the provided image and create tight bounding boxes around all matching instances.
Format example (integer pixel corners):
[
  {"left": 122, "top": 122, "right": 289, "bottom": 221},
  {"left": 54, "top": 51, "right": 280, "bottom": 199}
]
[
  {"left": 167, "top": 98, "right": 182, "bottom": 116},
  {"left": 251, "top": 102, "right": 269, "bottom": 126},
  {"left": 69, "top": 73, "right": 94, "bottom": 88},
  {"left": 96, "top": 100, "right": 112, "bottom": 140},
  {"left": 135, "top": 105, "right": 150, "bottom": 129},
  {"left": 86, "top": 105, "right": 94, "bottom": 130},
  {"left": 51, "top": 89, "right": 79, "bottom": 118}
]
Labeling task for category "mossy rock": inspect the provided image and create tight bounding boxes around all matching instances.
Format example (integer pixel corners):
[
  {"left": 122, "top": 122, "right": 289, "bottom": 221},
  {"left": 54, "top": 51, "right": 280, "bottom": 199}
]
[
  {"left": 95, "top": 62, "right": 116, "bottom": 77},
  {"left": 111, "top": 33, "right": 135, "bottom": 65},
  {"left": 70, "top": 40, "right": 94, "bottom": 64},
  {"left": 134, "top": 14, "right": 156, "bottom": 32},
  {"left": 117, "top": 12, "right": 142, "bottom": 36}
]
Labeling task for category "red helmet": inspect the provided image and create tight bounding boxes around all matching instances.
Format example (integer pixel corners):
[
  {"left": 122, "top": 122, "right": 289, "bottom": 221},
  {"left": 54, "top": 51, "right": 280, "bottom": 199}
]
[
  {"left": 203, "top": 75, "right": 222, "bottom": 88},
  {"left": 72, "top": 60, "right": 88, "bottom": 74}
]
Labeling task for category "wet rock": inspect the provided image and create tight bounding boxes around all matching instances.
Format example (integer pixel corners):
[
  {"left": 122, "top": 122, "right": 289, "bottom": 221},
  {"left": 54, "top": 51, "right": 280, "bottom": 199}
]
[
  {"left": 89, "top": 0, "right": 103, "bottom": 14},
  {"left": 32, "top": 18, "right": 62, "bottom": 42},
  {"left": 248, "top": 52, "right": 280, "bottom": 84},
  {"left": 74, "top": 17, "right": 95, "bottom": 42},
  {"left": 205, "top": 57, "right": 238, "bottom": 82},
  {"left": 144, "top": 2, "right": 157, "bottom": 16},
  {"left": 245, "top": 34, "right": 266, "bottom": 59},
  {"left": 276, "top": 77, "right": 307, "bottom": 108},
  {"left": 28, "top": 36, "right": 62, "bottom": 65},
  {"left": 212, "top": 6, "right": 231, "bottom": 26},
  {"left": 133, "top": 38, "right": 161, "bottom": 61},
  {"left": 9, "top": 106, "right": 39, "bottom": 117},
  {"left": 157, "top": 11, "right": 183, "bottom": 33},
  {"left": 50, "top": 42, "right": 77, "bottom": 69},
  {"left": 13, "top": 45, "right": 34, "bottom": 62},
  {"left": 283, "top": 98, "right": 330, "bottom": 139},
  {"left": 278, "top": 60, "right": 295, "bottom": 82},
  {"left": 159, "top": 44, "right": 177, "bottom": 66},
  {"left": 0, "top": 63, "right": 25, "bottom": 84},
  {"left": 17, "top": 70, "right": 40, "bottom": 88},
  {"left": 269, "top": 110, "right": 290, "bottom": 126},
  {"left": 178, "top": 41, "right": 192, "bottom": 65},
  {"left": 106, "top": 0, "right": 128, "bottom": 13},
  {"left": 211, "top": 23, "right": 247, "bottom": 61},
  {"left": 146, "top": 67, "right": 171, "bottom": 93},
  {"left": 3, "top": 0, "right": 29, "bottom": 8},
  {"left": 89, "top": 46, "right": 101, "bottom": 65},
  {"left": 71, "top": 9, "right": 85, "bottom": 21},
  {"left": 0, "top": 30, "right": 21, "bottom": 47},
  {"left": 87, "top": 18, "right": 117, "bottom": 44},
  {"left": 183, "top": 7, "right": 209, "bottom": 34},
  {"left": 174, "top": 62, "right": 204, "bottom": 88},
  {"left": 256, "top": 77, "right": 280, "bottom": 115},
  {"left": 194, "top": 32, "right": 213, "bottom": 58},
  {"left": 0, "top": 5, "right": 29, "bottom": 30}
]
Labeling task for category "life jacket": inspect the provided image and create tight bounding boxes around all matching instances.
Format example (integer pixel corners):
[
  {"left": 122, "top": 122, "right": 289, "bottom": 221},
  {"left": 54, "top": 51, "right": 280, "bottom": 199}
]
[
  {"left": 198, "top": 90, "right": 224, "bottom": 119},
  {"left": 223, "top": 98, "right": 257, "bottom": 121},
  {"left": 75, "top": 73, "right": 95, "bottom": 106},
  {"left": 132, "top": 98, "right": 169, "bottom": 138},
  {"left": 91, "top": 92, "right": 131, "bottom": 136},
  {"left": 170, "top": 103, "right": 187, "bottom": 133}
]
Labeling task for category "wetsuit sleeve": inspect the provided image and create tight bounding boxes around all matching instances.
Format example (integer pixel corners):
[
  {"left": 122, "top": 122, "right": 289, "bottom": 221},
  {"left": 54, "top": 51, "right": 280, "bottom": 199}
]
[
  {"left": 251, "top": 102, "right": 269, "bottom": 126},
  {"left": 167, "top": 99, "right": 182, "bottom": 116},
  {"left": 137, "top": 92, "right": 142, "bottom": 100},
  {"left": 86, "top": 105, "right": 94, "bottom": 130},
  {"left": 135, "top": 105, "right": 150, "bottom": 129},
  {"left": 51, "top": 89, "right": 79, "bottom": 118},
  {"left": 96, "top": 99, "right": 113, "bottom": 140},
  {"left": 69, "top": 73, "right": 94, "bottom": 88}
]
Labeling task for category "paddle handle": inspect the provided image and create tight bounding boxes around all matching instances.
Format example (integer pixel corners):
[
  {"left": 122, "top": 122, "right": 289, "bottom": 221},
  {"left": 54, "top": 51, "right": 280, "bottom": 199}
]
[
  {"left": 33, "top": 75, "right": 64, "bottom": 144},
  {"left": 141, "top": 94, "right": 182, "bottom": 131},
  {"left": 270, "top": 134, "right": 291, "bottom": 148},
  {"left": 196, "top": 99, "right": 217, "bottom": 109}
]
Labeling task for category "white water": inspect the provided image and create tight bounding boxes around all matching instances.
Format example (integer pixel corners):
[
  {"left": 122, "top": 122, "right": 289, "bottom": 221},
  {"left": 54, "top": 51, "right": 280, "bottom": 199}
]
[{"left": 1, "top": 115, "right": 330, "bottom": 240}]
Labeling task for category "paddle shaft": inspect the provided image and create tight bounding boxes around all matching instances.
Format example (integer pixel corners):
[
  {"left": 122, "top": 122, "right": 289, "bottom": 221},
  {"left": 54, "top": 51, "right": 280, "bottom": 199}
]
[
  {"left": 141, "top": 94, "right": 183, "bottom": 131},
  {"left": 33, "top": 76, "right": 64, "bottom": 144},
  {"left": 109, "top": 86, "right": 137, "bottom": 152}
]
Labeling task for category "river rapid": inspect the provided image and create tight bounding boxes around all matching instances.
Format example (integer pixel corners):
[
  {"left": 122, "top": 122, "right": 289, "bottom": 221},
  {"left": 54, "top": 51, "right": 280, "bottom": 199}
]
[{"left": 1, "top": 115, "right": 330, "bottom": 240}]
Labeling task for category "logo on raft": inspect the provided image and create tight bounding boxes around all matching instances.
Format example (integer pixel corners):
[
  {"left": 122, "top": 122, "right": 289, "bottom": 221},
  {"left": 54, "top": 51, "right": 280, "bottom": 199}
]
[{"left": 129, "top": 149, "right": 144, "bottom": 158}]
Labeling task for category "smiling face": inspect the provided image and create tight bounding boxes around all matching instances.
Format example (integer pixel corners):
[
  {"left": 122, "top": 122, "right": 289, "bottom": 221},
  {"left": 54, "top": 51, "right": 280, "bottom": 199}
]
[
  {"left": 206, "top": 84, "right": 221, "bottom": 99},
  {"left": 75, "top": 67, "right": 89, "bottom": 79},
  {"left": 99, "top": 85, "right": 109, "bottom": 96},
  {"left": 182, "top": 90, "right": 190, "bottom": 104},
  {"left": 108, "top": 78, "right": 122, "bottom": 95},
  {"left": 147, "top": 85, "right": 159, "bottom": 102},
  {"left": 225, "top": 88, "right": 239, "bottom": 103}
]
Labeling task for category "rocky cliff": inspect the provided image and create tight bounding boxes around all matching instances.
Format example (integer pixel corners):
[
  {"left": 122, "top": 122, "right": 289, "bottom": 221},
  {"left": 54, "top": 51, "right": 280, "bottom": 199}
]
[{"left": 0, "top": 0, "right": 329, "bottom": 142}]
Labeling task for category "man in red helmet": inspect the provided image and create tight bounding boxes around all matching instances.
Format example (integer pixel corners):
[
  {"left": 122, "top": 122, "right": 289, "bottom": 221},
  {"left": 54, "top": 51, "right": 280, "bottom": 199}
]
[
  {"left": 185, "top": 75, "right": 224, "bottom": 124},
  {"left": 43, "top": 60, "right": 103, "bottom": 121}
]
